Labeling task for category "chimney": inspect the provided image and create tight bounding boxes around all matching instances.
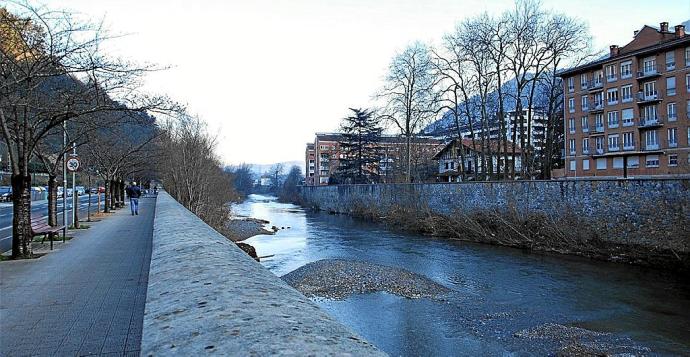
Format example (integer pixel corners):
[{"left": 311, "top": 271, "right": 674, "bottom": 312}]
[
  {"left": 660, "top": 22, "right": 669, "bottom": 32},
  {"left": 609, "top": 45, "right": 619, "bottom": 57},
  {"left": 675, "top": 24, "right": 686, "bottom": 38}
]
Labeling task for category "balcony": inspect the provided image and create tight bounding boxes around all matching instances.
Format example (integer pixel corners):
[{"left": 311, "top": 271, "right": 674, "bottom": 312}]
[
  {"left": 595, "top": 148, "right": 604, "bottom": 155},
  {"left": 636, "top": 91, "right": 662, "bottom": 104},
  {"left": 638, "top": 116, "right": 664, "bottom": 129},
  {"left": 606, "top": 74, "right": 617, "bottom": 82},
  {"left": 582, "top": 147, "right": 590, "bottom": 155},
  {"left": 582, "top": 126, "right": 589, "bottom": 133},
  {"left": 623, "top": 145, "right": 635, "bottom": 151},
  {"left": 588, "top": 103, "right": 604, "bottom": 113},
  {"left": 644, "top": 144, "right": 660, "bottom": 151},
  {"left": 581, "top": 82, "right": 589, "bottom": 90},
  {"left": 594, "top": 125, "right": 605, "bottom": 133},
  {"left": 588, "top": 81, "right": 604, "bottom": 91},
  {"left": 636, "top": 65, "right": 660, "bottom": 79},
  {"left": 666, "top": 62, "right": 675, "bottom": 71}
]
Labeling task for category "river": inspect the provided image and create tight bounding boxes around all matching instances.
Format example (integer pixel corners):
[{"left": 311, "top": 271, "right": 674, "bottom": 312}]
[{"left": 235, "top": 194, "right": 690, "bottom": 356}]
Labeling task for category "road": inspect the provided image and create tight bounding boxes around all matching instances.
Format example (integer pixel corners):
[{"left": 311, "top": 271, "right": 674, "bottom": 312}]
[{"left": 0, "top": 194, "right": 105, "bottom": 253}]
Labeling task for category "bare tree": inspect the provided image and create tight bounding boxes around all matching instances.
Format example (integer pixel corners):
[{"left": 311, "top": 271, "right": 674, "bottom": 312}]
[{"left": 378, "top": 41, "right": 438, "bottom": 183}]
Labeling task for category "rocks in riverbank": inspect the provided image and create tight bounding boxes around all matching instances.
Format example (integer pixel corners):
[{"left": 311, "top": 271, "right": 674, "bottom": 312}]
[
  {"left": 235, "top": 242, "right": 258, "bottom": 260},
  {"left": 281, "top": 259, "right": 450, "bottom": 300},
  {"left": 515, "top": 323, "right": 651, "bottom": 356},
  {"left": 226, "top": 217, "right": 274, "bottom": 242}
]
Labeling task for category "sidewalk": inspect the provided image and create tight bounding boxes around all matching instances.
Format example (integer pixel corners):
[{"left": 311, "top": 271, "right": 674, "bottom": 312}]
[{"left": 0, "top": 196, "right": 156, "bottom": 356}]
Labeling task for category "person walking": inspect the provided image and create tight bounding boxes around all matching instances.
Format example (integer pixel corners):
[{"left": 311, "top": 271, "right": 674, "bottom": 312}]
[{"left": 125, "top": 181, "right": 142, "bottom": 215}]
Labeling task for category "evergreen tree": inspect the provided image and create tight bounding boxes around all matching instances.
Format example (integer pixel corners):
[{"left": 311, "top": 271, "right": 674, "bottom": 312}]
[{"left": 336, "top": 108, "right": 383, "bottom": 184}]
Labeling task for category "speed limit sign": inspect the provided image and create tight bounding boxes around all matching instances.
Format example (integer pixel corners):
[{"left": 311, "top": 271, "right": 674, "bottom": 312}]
[{"left": 66, "top": 156, "right": 81, "bottom": 172}]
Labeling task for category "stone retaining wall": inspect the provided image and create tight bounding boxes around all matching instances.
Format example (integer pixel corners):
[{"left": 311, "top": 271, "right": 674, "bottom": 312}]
[
  {"left": 299, "top": 179, "right": 690, "bottom": 266},
  {"left": 141, "top": 192, "right": 384, "bottom": 356}
]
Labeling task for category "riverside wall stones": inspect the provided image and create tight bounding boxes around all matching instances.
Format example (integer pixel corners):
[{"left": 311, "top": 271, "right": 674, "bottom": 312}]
[
  {"left": 141, "top": 192, "right": 385, "bottom": 356},
  {"left": 299, "top": 179, "right": 690, "bottom": 260}
]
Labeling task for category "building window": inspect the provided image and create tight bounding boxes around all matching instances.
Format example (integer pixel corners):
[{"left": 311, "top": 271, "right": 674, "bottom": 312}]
[
  {"left": 595, "top": 136, "right": 604, "bottom": 154},
  {"left": 568, "top": 118, "right": 576, "bottom": 133},
  {"left": 569, "top": 139, "right": 576, "bottom": 155},
  {"left": 595, "top": 114, "right": 604, "bottom": 131},
  {"left": 596, "top": 158, "right": 607, "bottom": 170},
  {"left": 669, "top": 154, "right": 678, "bottom": 167},
  {"left": 582, "top": 138, "right": 590, "bottom": 154},
  {"left": 581, "top": 96, "right": 589, "bottom": 111},
  {"left": 686, "top": 47, "right": 690, "bottom": 67},
  {"left": 581, "top": 116, "right": 589, "bottom": 132},
  {"left": 666, "top": 51, "right": 675, "bottom": 70},
  {"left": 593, "top": 92, "right": 603, "bottom": 108},
  {"left": 642, "top": 105, "right": 658, "bottom": 125},
  {"left": 583, "top": 159, "right": 590, "bottom": 171},
  {"left": 645, "top": 155, "right": 660, "bottom": 168},
  {"left": 666, "top": 76, "right": 676, "bottom": 96},
  {"left": 622, "top": 108, "right": 634, "bottom": 126},
  {"left": 642, "top": 56, "right": 656, "bottom": 75},
  {"left": 621, "top": 85, "right": 633, "bottom": 102},
  {"left": 607, "top": 134, "right": 620, "bottom": 151},
  {"left": 687, "top": 100, "right": 690, "bottom": 120},
  {"left": 643, "top": 81, "right": 657, "bottom": 99},
  {"left": 606, "top": 88, "right": 618, "bottom": 105},
  {"left": 568, "top": 98, "right": 575, "bottom": 113},
  {"left": 606, "top": 64, "right": 616, "bottom": 81},
  {"left": 623, "top": 132, "right": 635, "bottom": 150},
  {"left": 613, "top": 157, "right": 624, "bottom": 169},
  {"left": 593, "top": 70, "right": 603, "bottom": 86},
  {"left": 580, "top": 73, "right": 588, "bottom": 89},
  {"left": 645, "top": 130, "right": 659, "bottom": 150},
  {"left": 668, "top": 127, "right": 678, "bottom": 147},
  {"left": 567, "top": 77, "right": 574, "bottom": 92},
  {"left": 686, "top": 73, "right": 690, "bottom": 93},
  {"left": 569, "top": 160, "right": 576, "bottom": 171},
  {"left": 628, "top": 156, "right": 640, "bottom": 168},
  {"left": 607, "top": 111, "right": 619, "bottom": 128},
  {"left": 620, "top": 61, "right": 632, "bottom": 79},
  {"left": 667, "top": 102, "right": 677, "bottom": 121}
]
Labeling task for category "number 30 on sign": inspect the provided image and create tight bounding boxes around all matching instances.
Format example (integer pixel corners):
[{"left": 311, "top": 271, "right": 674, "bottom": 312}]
[{"left": 67, "top": 157, "right": 81, "bottom": 172}]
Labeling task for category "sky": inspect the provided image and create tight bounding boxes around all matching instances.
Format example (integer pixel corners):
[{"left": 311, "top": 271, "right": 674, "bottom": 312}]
[{"left": 45, "top": 0, "right": 690, "bottom": 165}]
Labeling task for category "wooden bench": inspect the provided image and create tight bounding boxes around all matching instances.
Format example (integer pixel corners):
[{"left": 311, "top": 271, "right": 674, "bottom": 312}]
[{"left": 31, "top": 216, "right": 66, "bottom": 250}]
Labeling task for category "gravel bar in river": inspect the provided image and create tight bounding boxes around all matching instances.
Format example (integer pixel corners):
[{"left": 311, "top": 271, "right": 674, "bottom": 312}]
[{"left": 282, "top": 259, "right": 450, "bottom": 300}]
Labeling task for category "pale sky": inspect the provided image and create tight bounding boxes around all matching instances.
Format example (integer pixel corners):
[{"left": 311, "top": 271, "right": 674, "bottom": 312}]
[{"left": 47, "top": 0, "right": 690, "bottom": 165}]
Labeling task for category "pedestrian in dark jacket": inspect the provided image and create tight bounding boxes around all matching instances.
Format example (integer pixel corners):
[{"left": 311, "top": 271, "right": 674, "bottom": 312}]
[{"left": 126, "top": 182, "right": 142, "bottom": 215}]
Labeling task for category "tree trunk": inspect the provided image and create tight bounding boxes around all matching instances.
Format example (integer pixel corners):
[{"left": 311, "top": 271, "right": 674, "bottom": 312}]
[
  {"left": 103, "top": 179, "right": 110, "bottom": 213},
  {"left": 73, "top": 187, "right": 80, "bottom": 229},
  {"left": 11, "top": 173, "right": 32, "bottom": 258},
  {"left": 47, "top": 175, "right": 58, "bottom": 226}
]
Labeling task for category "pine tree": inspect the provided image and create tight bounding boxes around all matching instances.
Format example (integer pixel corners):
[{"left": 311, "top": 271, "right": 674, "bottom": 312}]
[{"left": 335, "top": 108, "right": 383, "bottom": 184}]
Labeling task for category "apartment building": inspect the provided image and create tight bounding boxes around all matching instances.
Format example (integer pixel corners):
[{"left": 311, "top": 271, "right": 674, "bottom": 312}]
[
  {"left": 559, "top": 22, "right": 690, "bottom": 178},
  {"left": 305, "top": 143, "right": 316, "bottom": 186},
  {"left": 305, "top": 133, "right": 443, "bottom": 185},
  {"left": 433, "top": 138, "right": 522, "bottom": 182},
  {"left": 462, "top": 109, "right": 547, "bottom": 154}
]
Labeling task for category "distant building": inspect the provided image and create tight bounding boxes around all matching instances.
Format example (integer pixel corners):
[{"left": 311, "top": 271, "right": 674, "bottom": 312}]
[
  {"left": 305, "top": 143, "right": 315, "bottom": 186},
  {"left": 432, "top": 139, "right": 522, "bottom": 182},
  {"left": 305, "top": 132, "right": 443, "bottom": 185},
  {"left": 461, "top": 109, "right": 547, "bottom": 156},
  {"left": 558, "top": 21, "right": 690, "bottom": 178}
]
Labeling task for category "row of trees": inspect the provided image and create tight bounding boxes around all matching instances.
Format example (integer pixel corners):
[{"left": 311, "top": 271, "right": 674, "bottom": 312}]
[
  {"left": 375, "top": 0, "right": 595, "bottom": 181},
  {"left": 1, "top": 2, "right": 179, "bottom": 258}
]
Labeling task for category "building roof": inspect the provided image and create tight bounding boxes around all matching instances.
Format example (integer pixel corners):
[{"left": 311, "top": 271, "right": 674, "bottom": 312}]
[
  {"left": 314, "top": 132, "right": 442, "bottom": 145},
  {"left": 559, "top": 22, "right": 689, "bottom": 77},
  {"left": 432, "top": 138, "right": 522, "bottom": 160}
]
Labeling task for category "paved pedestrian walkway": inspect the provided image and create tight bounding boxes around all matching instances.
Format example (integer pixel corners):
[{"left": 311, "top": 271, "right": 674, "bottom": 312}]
[{"left": 0, "top": 196, "right": 156, "bottom": 356}]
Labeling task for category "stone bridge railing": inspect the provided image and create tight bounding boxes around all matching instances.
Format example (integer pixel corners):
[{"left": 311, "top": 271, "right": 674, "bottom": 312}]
[{"left": 141, "top": 192, "right": 384, "bottom": 356}]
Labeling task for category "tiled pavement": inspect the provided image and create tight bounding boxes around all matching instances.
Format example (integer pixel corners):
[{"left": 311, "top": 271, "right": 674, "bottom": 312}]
[{"left": 0, "top": 196, "right": 155, "bottom": 356}]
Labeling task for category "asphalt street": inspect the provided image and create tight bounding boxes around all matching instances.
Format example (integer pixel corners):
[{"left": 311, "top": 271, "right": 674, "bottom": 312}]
[{"left": 0, "top": 194, "right": 104, "bottom": 253}]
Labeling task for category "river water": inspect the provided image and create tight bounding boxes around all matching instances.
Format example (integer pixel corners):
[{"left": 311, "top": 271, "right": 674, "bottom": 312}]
[{"left": 236, "top": 194, "right": 690, "bottom": 356}]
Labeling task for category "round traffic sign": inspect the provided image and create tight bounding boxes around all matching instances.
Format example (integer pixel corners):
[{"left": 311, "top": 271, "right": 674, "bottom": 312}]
[{"left": 66, "top": 157, "right": 81, "bottom": 172}]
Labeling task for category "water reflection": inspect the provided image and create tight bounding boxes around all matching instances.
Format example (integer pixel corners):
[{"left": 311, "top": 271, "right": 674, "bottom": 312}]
[{"left": 237, "top": 194, "right": 690, "bottom": 355}]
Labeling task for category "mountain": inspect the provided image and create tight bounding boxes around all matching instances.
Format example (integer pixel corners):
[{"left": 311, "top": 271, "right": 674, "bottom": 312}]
[
  {"left": 424, "top": 74, "right": 560, "bottom": 138},
  {"left": 227, "top": 161, "right": 303, "bottom": 177}
]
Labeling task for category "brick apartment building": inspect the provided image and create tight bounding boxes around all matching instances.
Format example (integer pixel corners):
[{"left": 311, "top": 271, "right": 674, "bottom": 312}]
[
  {"left": 559, "top": 21, "right": 690, "bottom": 178},
  {"left": 304, "top": 133, "right": 443, "bottom": 185}
]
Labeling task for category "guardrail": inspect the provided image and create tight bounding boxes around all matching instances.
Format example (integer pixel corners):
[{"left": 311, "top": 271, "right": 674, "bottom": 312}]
[{"left": 142, "top": 192, "right": 384, "bottom": 356}]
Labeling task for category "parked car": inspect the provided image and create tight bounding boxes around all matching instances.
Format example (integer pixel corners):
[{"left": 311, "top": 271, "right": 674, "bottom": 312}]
[
  {"left": 75, "top": 186, "right": 86, "bottom": 196},
  {"left": 0, "top": 186, "right": 12, "bottom": 202}
]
